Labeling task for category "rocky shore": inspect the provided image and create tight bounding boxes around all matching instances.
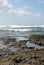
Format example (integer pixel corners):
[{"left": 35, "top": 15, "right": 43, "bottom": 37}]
[
  {"left": 29, "top": 35, "right": 44, "bottom": 46},
  {"left": 0, "top": 35, "right": 44, "bottom": 65},
  {"left": 0, "top": 49, "right": 44, "bottom": 65}
]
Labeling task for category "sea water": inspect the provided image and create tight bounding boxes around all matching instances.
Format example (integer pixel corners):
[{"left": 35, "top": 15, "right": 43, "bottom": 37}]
[{"left": 0, "top": 25, "right": 44, "bottom": 52}]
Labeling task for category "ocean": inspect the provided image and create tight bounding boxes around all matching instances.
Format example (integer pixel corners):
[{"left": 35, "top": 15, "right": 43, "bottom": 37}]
[{"left": 0, "top": 25, "right": 44, "bottom": 37}]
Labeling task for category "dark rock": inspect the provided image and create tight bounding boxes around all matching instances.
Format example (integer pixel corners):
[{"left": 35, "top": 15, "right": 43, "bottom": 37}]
[
  {"left": 14, "top": 58, "right": 22, "bottom": 63},
  {"left": 29, "top": 35, "right": 44, "bottom": 46},
  {"left": 30, "top": 55, "right": 40, "bottom": 59},
  {"left": 26, "top": 47, "right": 35, "bottom": 49}
]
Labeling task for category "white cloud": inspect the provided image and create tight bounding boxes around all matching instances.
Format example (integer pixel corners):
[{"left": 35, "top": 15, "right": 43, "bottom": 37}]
[
  {"left": 0, "top": 0, "right": 43, "bottom": 17},
  {"left": 0, "top": 0, "right": 8, "bottom": 6},
  {"left": 0, "top": 0, "right": 13, "bottom": 13},
  {"left": 0, "top": 0, "right": 30, "bottom": 16},
  {"left": 39, "top": 0, "right": 44, "bottom": 3},
  {"left": 14, "top": 9, "right": 30, "bottom": 16}
]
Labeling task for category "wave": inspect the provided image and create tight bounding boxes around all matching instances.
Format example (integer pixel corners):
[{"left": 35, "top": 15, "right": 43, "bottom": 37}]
[
  {"left": 0, "top": 25, "right": 44, "bottom": 32},
  {"left": 0, "top": 25, "right": 44, "bottom": 27}
]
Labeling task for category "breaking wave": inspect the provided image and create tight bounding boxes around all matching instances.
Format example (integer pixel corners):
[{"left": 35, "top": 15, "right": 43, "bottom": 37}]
[{"left": 0, "top": 25, "right": 44, "bottom": 32}]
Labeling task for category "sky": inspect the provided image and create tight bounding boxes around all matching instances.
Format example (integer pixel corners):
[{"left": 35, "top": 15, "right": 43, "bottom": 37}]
[{"left": 0, "top": 0, "right": 44, "bottom": 25}]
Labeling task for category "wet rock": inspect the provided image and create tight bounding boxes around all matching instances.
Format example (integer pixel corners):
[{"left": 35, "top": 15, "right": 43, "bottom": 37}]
[
  {"left": 0, "top": 35, "right": 44, "bottom": 65},
  {"left": 26, "top": 46, "right": 35, "bottom": 49},
  {"left": 0, "top": 48, "right": 44, "bottom": 65},
  {"left": 13, "top": 57, "right": 23, "bottom": 63},
  {"left": 12, "top": 41, "right": 26, "bottom": 48},
  {"left": 30, "top": 55, "right": 40, "bottom": 59},
  {"left": 0, "top": 37, "right": 16, "bottom": 45},
  {"left": 29, "top": 35, "right": 44, "bottom": 46}
]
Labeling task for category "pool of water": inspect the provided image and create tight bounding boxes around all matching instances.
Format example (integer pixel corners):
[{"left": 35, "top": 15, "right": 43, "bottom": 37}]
[
  {"left": 26, "top": 41, "right": 44, "bottom": 49},
  {"left": 16, "top": 37, "right": 28, "bottom": 41}
]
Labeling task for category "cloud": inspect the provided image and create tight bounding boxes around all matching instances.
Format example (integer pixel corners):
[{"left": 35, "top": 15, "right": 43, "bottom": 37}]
[
  {"left": 0, "top": 0, "right": 30, "bottom": 16},
  {"left": 0, "top": 0, "right": 43, "bottom": 17},
  {"left": 0, "top": 0, "right": 8, "bottom": 6},
  {"left": 14, "top": 9, "right": 30, "bottom": 16},
  {"left": 0, "top": 0, "right": 13, "bottom": 13},
  {"left": 39, "top": 0, "right": 44, "bottom": 3}
]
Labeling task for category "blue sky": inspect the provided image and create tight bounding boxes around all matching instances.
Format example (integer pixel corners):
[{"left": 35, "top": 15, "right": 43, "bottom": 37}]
[{"left": 0, "top": 0, "right": 44, "bottom": 25}]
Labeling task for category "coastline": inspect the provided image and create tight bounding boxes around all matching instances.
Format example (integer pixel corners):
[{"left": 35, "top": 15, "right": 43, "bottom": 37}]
[{"left": 0, "top": 34, "right": 44, "bottom": 65}]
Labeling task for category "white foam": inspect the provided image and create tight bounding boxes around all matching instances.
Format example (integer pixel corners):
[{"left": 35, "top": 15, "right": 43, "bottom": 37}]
[
  {"left": 0, "top": 25, "right": 44, "bottom": 32},
  {"left": 0, "top": 25, "right": 44, "bottom": 28}
]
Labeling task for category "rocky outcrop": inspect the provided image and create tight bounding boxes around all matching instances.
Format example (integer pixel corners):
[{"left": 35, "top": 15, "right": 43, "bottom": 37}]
[
  {"left": 29, "top": 35, "right": 44, "bottom": 46},
  {"left": 0, "top": 35, "right": 44, "bottom": 65},
  {"left": 0, "top": 36, "right": 16, "bottom": 45},
  {"left": 0, "top": 48, "right": 44, "bottom": 65}
]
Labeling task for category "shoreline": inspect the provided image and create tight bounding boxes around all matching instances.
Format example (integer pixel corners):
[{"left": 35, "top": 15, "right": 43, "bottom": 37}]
[{"left": 0, "top": 34, "right": 44, "bottom": 65}]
